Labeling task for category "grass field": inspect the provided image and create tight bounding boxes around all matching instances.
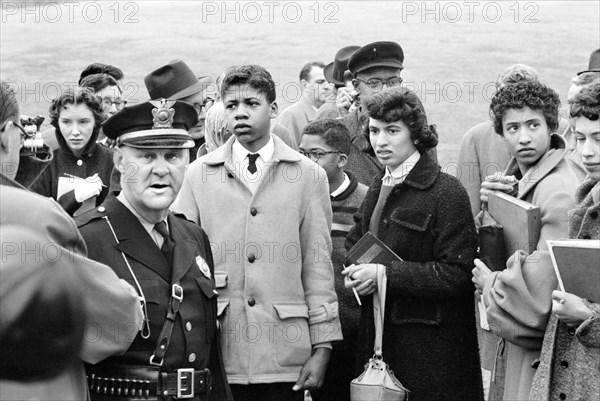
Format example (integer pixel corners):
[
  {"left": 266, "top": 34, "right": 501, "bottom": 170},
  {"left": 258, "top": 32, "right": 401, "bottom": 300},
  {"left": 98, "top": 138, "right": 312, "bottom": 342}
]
[{"left": 1, "top": 0, "right": 599, "bottom": 168}]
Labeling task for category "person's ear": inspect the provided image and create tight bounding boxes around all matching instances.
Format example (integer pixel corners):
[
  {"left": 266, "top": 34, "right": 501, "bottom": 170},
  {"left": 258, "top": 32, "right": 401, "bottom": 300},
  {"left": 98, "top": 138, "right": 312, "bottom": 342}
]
[
  {"left": 337, "top": 152, "right": 348, "bottom": 168},
  {"left": 270, "top": 101, "right": 278, "bottom": 119},
  {"left": 352, "top": 79, "right": 361, "bottom": 93},
  {"left": 0, "top": 121, "right": 16, "bottom": 152},
  {"left": 113, "top": 147, "right": 125, "bottom": 172},
  {"left": 300, "top": 79, "right": 309, "bottom": 91}
]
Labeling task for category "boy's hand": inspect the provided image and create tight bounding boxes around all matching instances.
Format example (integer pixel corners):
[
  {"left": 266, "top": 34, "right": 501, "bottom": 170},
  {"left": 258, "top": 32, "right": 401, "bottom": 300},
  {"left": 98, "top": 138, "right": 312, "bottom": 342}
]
[
  {"left": 292, "top": 347, "right": 331, "bottom": 391},
  {"left": 472, "top": 258, "right": 492, "bottom": 295}
]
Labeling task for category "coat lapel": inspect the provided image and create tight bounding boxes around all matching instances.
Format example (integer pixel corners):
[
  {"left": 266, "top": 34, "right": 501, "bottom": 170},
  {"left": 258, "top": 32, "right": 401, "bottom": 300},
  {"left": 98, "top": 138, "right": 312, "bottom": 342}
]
[
  {"left": 104, "top": 197, "right": 171, "bottom": 282},
  {"left": 167, "top": 213, "right": 197, "bottom": 283}
]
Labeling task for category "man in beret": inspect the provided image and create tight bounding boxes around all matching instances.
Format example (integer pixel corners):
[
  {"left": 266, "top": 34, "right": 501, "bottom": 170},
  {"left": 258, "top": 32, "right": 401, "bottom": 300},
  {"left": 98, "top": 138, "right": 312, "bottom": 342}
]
[
  {"left": 75, "top": 99, "right": 231, "bottom": 401},
  {"left": 0, "top": 81, "right": 143, "bottom": 400},
  {"left": 145, "top": 59, "right": 216, "bottom": 161}
]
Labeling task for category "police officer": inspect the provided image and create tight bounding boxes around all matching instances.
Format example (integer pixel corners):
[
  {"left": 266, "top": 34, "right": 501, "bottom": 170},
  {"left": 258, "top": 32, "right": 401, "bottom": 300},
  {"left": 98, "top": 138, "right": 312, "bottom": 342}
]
[{"left": 76, "top": 99, "right": 231, "bottom": 401}]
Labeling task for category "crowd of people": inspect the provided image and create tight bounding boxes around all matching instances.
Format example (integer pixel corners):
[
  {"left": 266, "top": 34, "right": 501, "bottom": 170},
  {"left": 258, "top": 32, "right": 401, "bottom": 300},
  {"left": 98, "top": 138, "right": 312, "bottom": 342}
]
[{"left": 0, "top": 41, "right": 599, "bottom": 401}]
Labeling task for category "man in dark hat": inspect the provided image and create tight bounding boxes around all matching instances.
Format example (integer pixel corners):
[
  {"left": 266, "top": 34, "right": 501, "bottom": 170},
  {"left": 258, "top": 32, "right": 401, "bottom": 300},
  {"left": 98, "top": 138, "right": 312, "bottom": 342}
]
[
  {"left": 578, "top": 48, "right": 600, "bottom": 75},
  {"left": 145, "top": 59, "right": 216, "bottom": 161},
  {"left": 335, "top": 41, "right": 405, "bottom": 185},
  {"left": 316, "top": 45, "right": 360, "bottom": 120},
  {"left": 75, "top": 99, "right": 232, "bottom": 401}
]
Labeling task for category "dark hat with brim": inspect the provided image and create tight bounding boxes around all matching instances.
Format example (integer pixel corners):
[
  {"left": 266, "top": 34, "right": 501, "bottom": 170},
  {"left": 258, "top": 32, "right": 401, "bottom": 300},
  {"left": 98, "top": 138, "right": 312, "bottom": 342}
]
[
  {"left": 348, "top": 41, "right": 404, "bottom": 75},
  {"left": 578, "top": 49, "right": 600, "bottom": 75},
  {"left": 144, "top": 60, "right": 205, "bottom": 100},
  {"left": 103, "top": 99, "right": 197, "bottom": 149},
  {"left": 324, "top": 45, "right": 361, "bottom": 86}
]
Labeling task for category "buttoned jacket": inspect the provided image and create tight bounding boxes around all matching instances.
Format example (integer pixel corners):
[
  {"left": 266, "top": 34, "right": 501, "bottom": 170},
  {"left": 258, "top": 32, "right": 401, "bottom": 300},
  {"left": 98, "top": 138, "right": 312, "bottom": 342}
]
[{"left": 172, "top": 135, "right": 342, "bottom": 384}]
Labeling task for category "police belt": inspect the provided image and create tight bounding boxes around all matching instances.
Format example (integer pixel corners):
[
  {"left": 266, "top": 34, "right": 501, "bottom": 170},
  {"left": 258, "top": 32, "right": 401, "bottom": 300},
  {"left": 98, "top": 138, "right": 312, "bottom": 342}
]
[{"left": 87, "top": 365, "right": 211, "bottom": 400}]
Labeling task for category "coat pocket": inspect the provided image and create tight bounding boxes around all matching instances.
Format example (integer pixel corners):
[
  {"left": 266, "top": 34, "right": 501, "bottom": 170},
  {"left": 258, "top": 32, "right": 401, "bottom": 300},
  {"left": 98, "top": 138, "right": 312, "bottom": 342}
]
[
  {"left": 273, "top": 302, "right": 312, "bottom": 367},
  {"left": 390, "top": 208, "right": 432, "bottom": 232},
  {"left": 390, "top": 297, "right": 443, "bottom": 326}
]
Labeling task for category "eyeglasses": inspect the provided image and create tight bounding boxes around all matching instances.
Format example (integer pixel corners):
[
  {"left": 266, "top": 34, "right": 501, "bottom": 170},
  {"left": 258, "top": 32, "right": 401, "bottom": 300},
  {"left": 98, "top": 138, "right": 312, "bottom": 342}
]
[
  {"left": 101, "top": 97, "right": 127, "bottom": 110},
  {"left": 355, "top": 77, "right": 403, "bottom": 91},
  {"left": 298, "top": 149, "right": 342, "bottom": 160},
  {"left": 193, "top": 97, "right": 215, "bottom": 115}
]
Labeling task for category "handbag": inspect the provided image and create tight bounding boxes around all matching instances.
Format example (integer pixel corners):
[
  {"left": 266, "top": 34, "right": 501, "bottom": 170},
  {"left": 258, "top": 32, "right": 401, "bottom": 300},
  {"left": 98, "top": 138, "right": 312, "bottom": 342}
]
[
  {"left": 350, "top": 266, "right": 409, "bottom": 401},
  {"left": 476, "top": 205, "right": 506, "bottom": 272}
]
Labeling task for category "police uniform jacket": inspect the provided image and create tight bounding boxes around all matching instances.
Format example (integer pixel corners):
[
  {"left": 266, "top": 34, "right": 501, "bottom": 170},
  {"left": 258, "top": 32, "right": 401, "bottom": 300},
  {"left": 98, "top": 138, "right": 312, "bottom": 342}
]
[{"left": 76, "top": 196, "right": 230, "bottom": 401}]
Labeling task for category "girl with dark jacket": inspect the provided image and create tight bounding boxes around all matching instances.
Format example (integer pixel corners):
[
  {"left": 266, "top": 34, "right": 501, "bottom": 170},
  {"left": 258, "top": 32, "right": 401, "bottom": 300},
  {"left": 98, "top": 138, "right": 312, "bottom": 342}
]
[
  {"left": 344, "top": 88, "right": 483, "bottom": 401},
  {"left": 32, "top": 87, "right": 113, "bottom": 215}
]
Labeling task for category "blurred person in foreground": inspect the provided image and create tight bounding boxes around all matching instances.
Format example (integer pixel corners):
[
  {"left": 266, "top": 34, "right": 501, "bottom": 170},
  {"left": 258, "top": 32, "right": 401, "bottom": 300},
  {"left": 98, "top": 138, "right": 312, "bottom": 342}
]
[
  {"left": 530, "top": 83, "right": 600, "bottom": 400},
  {"left": 344, "top": 87, "right": 483, "bottom": 401},
  {"left": 472, "top": 81, "right": 578, "bottom": 400},
  {"left": 0, "top": 80, "right": 143, "bottom": 401},
  {"left": 76, "top": 99, "right": 231, "bottom": 400}
]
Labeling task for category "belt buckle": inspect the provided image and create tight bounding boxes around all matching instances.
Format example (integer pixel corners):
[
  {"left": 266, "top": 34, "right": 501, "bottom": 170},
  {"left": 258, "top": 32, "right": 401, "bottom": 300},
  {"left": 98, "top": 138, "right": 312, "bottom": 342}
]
[
  {"left": 172, "top": 284, "right": 183, "bottom": 302},
  {"left": 176, "top": 368, "right": 194, "bottom": 399}
]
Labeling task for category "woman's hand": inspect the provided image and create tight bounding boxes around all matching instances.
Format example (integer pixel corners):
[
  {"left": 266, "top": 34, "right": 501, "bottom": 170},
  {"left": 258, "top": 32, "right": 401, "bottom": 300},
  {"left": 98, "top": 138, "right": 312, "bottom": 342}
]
[
  {"left": 480, "top": 173, "right": 518, "bottom": 203},
  {"left": 552, "top": 290, "right": 595, "bottom": 327},
  {"left": 342, "top": 263, "right": 379, "bottom": 296},
  {"left": 472, "top": 258, "right": 492, "bottom": 295},
  {"left": 74, "top": 173, "right": 104, "bottom": 202}
]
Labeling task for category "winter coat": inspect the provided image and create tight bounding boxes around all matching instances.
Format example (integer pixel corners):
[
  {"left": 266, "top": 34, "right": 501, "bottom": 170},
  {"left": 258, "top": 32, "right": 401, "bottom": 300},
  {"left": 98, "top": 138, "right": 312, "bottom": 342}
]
[
  {"left": 172, "top": 134, "right": 343, "bottom": 384},
  {"left": 482, "top": 134, "right": 578, "bottom": 400},
  {"left": 529, "top": 178, "right": 600, "bottom": 400},
  {"left": 346, "top": 151, "right": 483, "bottom": 401}
]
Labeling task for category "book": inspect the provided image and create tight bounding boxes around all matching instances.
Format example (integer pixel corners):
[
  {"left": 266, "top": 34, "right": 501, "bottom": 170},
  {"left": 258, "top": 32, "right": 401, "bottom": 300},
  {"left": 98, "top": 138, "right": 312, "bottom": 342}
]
[
  {"left": 487, "top": 191, "right": 542, "bottom": 257},
  {"left": 548, "top": 239, "right": 600, "bottom": 303},
  {"left": 345, "top": 231, "right": 403, "bottom": 266}
]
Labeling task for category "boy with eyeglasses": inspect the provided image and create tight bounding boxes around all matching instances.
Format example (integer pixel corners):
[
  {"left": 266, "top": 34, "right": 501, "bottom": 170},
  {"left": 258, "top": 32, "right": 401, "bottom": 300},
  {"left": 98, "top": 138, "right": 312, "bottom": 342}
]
[{"left": 299, "top": 118, "right": 367, "bottom": 401}]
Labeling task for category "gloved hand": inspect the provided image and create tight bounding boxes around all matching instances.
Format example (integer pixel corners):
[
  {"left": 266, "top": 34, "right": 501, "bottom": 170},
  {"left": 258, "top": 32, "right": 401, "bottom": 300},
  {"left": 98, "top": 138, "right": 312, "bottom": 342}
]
[{"left": 74, "top": 173, "right": 103, "bottom": 203}]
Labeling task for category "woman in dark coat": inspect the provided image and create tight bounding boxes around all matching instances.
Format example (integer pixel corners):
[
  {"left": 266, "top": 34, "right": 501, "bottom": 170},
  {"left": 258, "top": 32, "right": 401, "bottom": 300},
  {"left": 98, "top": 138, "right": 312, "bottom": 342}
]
[
  {"left": 31, "top": 87, "right": 113, "bottom": 215},
  {"left": 344, "top": 88, "right": 483, "bottom": 401}
]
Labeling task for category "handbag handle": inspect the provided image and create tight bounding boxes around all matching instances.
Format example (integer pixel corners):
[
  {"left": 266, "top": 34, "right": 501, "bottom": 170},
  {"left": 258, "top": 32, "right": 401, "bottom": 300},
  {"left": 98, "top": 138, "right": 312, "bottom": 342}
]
[{"left": 372, "top": 265, "right": 387, "bottom": 357}]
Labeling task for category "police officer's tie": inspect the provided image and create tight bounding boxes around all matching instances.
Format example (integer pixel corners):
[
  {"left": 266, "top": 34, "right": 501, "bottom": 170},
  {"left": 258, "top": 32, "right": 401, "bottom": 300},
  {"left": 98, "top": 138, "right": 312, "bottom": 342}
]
[
  {"left": 247, "top": 153, "right": 259, "bottom": 174},
  {"left": 154, "top": 221, "right": 175, "bottom": 266}
]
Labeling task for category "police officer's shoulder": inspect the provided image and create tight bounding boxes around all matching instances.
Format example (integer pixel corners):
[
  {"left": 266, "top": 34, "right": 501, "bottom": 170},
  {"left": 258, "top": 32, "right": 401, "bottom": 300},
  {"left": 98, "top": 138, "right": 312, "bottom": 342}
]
[{"left": 74, "top": 205, "right": 108, "bottom": 228}]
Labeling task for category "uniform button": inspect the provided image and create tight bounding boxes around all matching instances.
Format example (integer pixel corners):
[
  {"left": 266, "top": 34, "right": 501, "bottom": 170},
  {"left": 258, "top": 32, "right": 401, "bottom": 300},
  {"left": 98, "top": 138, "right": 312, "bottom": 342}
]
[
  {"left": 560, "top": 360, "right": 569, "bottom": 368},
  {"left": 188, "top": 353, "right": 196, "bottom": 363},
  {"left": 567, "top": 327, "right": 576, "bottom": 336},
  {"left": 77, "top": 159, "right": 83, "bottom": 166},
  {"left": 186, "top": 322, "right": 192, "bottom": 332},
  {"left": 248, "top": 254, "right": 256, "bottom": 263},
  {"left": 250, "top": 207, "right": 258, "bottom": 216},
  {"left": 248, "top": 298, "right": 256, "bottom": 306},
  {"left": 559, "top": 393, "right": 566, "bottom": 400},
  {"left": 97, "top": 206, "right": 106, "bottom": 212},
  {"left": 88, "top": 153, "right": 92, "bottom": 157}
]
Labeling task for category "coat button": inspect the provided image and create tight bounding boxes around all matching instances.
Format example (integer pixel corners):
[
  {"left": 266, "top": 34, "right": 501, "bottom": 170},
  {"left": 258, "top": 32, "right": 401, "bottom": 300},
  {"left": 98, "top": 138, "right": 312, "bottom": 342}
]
[
  {"left": 560, "top": 360, "right": 569, "bottom": 368},
  {"left": 582, "top": 234, "right": 591, "bottom": 239},
  {"left": 248, "top": 298, "right": 256, "bottom": 306},
  {"left": 227, "top": 173, "right": 234, "bottom": 178},
  {"left": 97, "top": 206, "right": 106, "bottom": 212},
  {"left": 250, "top": 207, "right": 258, "bottom": 216},
  {"left": 559, "top": 393, "right": 566, "bottom": 400},
  {"left": 248, "top": 254, "right": 256, "bottom": 263},
  {"left": 567, "top": 327, "right": 576, "bottom": 336},
  {"left": 77, "top": 159, "right": 83, "bottom": 166},
  {"left": 186, "top": 322, "right": 192, "bottom": 332},
  {"left": 188, "top": 353, "right": 196, "bottom": 362},
  {"left": 590, "top": 211, "right": 598, "bottom": 219}
]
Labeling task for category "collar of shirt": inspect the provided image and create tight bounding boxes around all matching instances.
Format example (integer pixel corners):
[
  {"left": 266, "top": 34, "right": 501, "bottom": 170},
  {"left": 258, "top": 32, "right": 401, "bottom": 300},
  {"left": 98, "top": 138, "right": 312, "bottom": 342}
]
[
  {"left": 232, "top": 134, "right": 275, "bottom": 168},
  {"left": 116, "top": 192, "right": 168, "bottom": 247},
  {"left": 382, "top": 150, "right": 421, "bottom": 187},
  {"left": 330, "top": 172, "right": 351, "bottom": 199}
]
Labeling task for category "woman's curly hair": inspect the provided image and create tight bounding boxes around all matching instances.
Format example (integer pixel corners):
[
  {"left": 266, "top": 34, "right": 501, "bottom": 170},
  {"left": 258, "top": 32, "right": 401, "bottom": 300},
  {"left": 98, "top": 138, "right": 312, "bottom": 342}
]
[
  {"left": 49, "top": 87, "right": 105, "bottom": 134},
  {"left": 490, "top": 81, "right": 561, "bottom": 136},
  {"left": 361, "top": 88, "right": 438, "bottom": 154},
  {"left": 569, "top": 83, "right": 600, "bottom": 121}
]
